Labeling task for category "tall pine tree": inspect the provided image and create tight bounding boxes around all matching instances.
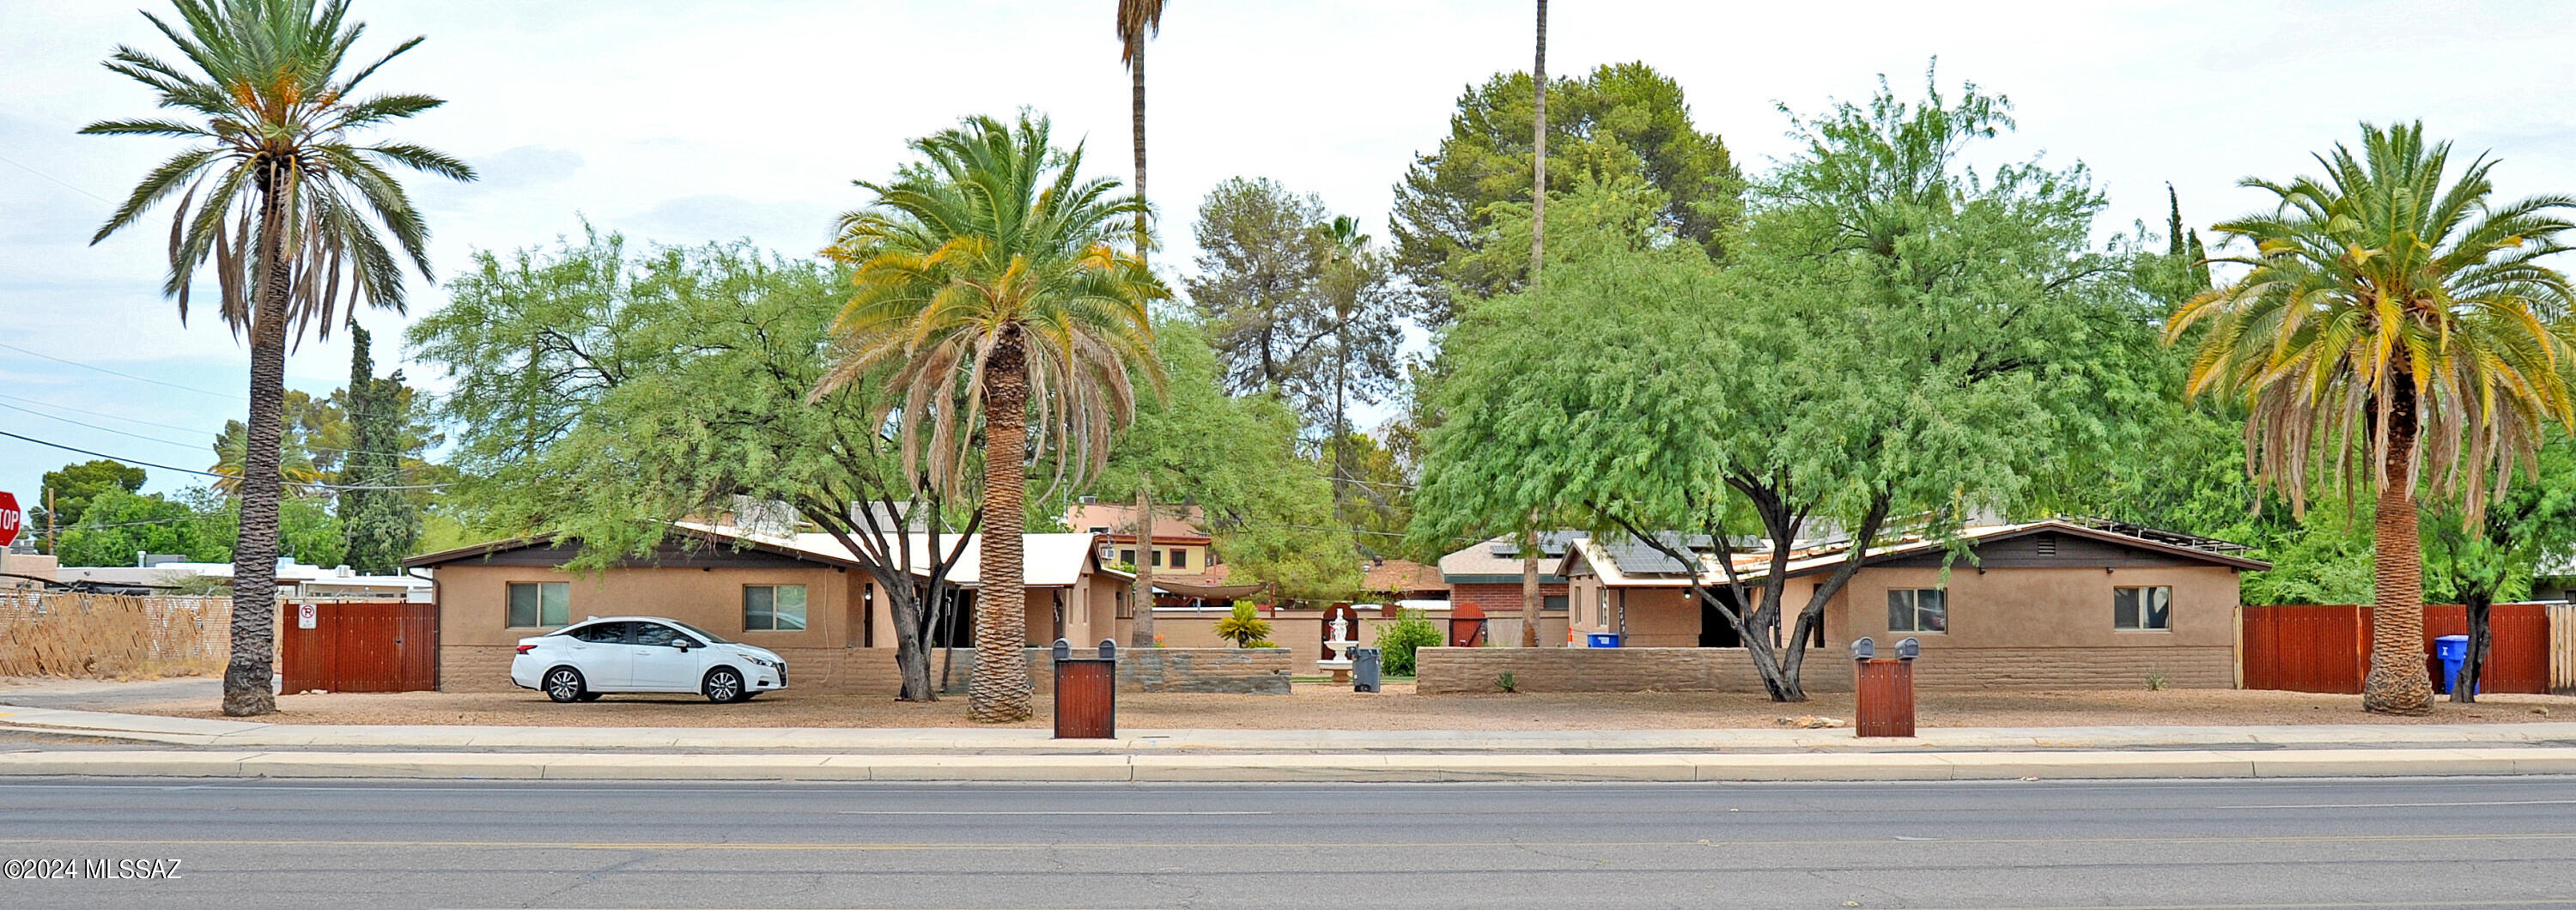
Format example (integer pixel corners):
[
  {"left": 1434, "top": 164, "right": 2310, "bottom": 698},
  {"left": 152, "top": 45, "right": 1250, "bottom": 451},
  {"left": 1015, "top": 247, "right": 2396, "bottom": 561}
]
[{"left": 338, "top": 325, "right": 419, "bottom": 574}]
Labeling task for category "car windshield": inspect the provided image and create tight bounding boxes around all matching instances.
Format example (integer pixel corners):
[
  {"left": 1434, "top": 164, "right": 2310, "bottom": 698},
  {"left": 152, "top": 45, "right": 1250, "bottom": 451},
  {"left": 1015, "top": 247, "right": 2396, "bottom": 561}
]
[{"left": 665, "top": 620, "right": 731, "bottom": 644}]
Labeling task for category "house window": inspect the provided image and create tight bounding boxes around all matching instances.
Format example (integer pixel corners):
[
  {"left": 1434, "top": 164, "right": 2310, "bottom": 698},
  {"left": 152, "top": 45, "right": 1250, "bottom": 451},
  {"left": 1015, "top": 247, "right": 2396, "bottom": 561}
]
[
  {"left": 1120, "top": 549, "right": 1136, "bottom": 565},
  {"left": 2115, "top": 585, "right": 2172, "bottom": 630},
  {"left": 1886, "top": 588, "right": 1947, "bottom": 634},
  {"left": 1151, "top": 549, "right": 1163, "bottom": 567},
  {"left": 1171, "top": 549, "right": 1188, "bottom": 569},
  {"left": 1543, "top": 594, "right": 1568, "bottom": 612},
  {"left": 743, "top": 585, "right": 809, "bottom": 632},
  {"left": 507, "top": 582, "right": 569, "bottom": 628}
]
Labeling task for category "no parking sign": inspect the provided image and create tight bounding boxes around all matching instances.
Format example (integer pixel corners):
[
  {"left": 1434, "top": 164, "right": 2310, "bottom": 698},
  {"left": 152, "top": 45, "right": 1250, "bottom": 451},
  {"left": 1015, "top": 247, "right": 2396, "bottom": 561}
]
[{"left": 298, "top": 602, "right": 318, "bottom": 629}]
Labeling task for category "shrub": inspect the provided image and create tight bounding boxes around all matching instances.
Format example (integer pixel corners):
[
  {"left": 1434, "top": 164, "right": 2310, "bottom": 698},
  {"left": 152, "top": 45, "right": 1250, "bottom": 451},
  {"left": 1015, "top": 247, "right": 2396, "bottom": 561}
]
[
  {"left": 1213, "top": 601, "right": 1274, "bottom": 648},
  {"left": 1373, "top": 608, "right": 1444, "bottom": 675},
  {"left": 1497, "top": 670, "right": 1518, "bottom": 693}
]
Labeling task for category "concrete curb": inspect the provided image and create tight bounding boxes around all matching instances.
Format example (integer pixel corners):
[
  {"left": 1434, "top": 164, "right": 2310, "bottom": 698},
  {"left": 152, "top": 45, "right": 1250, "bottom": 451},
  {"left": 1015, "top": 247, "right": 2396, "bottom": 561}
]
[{"left": 5, "top": 748, "right": 2576, "bottom": 782}]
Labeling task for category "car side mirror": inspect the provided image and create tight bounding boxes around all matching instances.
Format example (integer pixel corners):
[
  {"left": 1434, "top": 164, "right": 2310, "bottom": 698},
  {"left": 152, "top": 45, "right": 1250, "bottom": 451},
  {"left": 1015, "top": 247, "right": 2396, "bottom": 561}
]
[{"left": 669, "top": 640, "right": 693, "bottom": 651}]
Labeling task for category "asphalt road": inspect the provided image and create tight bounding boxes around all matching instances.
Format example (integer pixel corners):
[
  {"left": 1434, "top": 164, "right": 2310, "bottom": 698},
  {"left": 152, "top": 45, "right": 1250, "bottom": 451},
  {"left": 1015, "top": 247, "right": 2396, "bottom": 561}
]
[{"left": 2, "top": 776, "right": 2573, "bottom": 909}]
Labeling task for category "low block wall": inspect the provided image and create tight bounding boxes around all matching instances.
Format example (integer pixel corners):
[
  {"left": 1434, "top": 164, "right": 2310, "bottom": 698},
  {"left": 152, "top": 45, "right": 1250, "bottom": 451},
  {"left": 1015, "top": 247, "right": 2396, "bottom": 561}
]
[
  {"left": 1910, "top": 646, "right": 2233, "bottom": 690},
  {"left": 1417, "top": 646, "right": 1855, "bottom": 695},
  {"left": 1416, "top": 644, "right": 2234, "bottom": 695},
  {"left": 945, "top": 646, "right": 1292, "bottom": 695}
]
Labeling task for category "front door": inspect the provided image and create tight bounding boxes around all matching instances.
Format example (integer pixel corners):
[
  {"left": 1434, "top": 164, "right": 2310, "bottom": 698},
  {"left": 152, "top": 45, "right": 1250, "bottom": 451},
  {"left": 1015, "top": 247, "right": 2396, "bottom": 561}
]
[
  {"left": 1698, "top": 590, "right": 1743, "bottom": 648},
  {"left": 628, "top": 622, "right": 704, "bottom": 692}
]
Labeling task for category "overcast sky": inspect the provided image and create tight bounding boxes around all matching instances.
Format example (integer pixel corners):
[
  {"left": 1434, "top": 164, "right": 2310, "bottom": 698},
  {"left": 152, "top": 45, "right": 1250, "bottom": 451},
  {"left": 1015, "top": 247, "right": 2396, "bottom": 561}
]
[{"left": 3, "top": 0, "right": 2573, "bottom": 521}]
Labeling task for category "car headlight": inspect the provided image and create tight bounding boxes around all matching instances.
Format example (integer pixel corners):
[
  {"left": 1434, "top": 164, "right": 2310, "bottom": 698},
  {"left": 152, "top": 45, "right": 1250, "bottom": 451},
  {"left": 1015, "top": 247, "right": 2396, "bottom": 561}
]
[{"left": 746, "top": 656, "right": 781, "bottom": 668}]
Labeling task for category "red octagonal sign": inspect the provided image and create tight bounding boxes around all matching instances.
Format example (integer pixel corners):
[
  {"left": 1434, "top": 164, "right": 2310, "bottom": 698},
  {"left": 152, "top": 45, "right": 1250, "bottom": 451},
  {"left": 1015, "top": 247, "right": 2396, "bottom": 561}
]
[{"left": 0, "top": 492, "right": 21, "bottom": 549}]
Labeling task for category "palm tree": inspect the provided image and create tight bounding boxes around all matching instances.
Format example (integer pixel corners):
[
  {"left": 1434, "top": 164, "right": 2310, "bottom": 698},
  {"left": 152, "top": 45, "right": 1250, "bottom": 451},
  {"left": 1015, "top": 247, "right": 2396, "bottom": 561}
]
[
  {"left": 820, "top": 112, "right": 1166, "bottom": 723},
  {"left": 2169, "top": 122, "right": 2576, "bottom": 715},
  {"left": 1520, "top": 0, "right": 1550, "bottom": 647},
  {"left": 84, "top": 0, "right": 472, "bottom": 716},
  {"left": 1115, "top": 0, "right": 1164, "bottom": 254},
  {"left": 1115, "top": 0, "right": 1166, "bottom": 650}
]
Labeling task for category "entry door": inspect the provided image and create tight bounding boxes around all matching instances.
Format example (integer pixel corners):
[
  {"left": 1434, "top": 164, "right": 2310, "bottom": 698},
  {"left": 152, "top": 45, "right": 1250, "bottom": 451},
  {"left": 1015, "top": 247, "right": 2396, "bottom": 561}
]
[
  {"left": 1698, "top": 590, "right": 1744, "bottom": 648},
  {"left": 627, "top": 622, "right": 703, "bottom": 692}
]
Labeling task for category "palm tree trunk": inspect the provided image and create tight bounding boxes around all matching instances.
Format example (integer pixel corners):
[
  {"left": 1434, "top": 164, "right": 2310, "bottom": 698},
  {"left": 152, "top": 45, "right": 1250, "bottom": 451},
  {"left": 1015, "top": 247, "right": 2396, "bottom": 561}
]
[
  {"left": 2363, "top": 377, "right": 2433, "bottom": 715},
  {"left": 223, "top": 168, "right": 290, "bottom": 718},
  {"left": 1130, "top": 33, "right": 1149, "bottom": 256},
  {"left": 1528, "top": 0, "right": 1547, "bottom": 289},
  {"left": 970, "top": 330, "right": 1035, "bottom": 723},
  {"left": 1131, "top": 484, "right": 1155, "bottom": 648}
]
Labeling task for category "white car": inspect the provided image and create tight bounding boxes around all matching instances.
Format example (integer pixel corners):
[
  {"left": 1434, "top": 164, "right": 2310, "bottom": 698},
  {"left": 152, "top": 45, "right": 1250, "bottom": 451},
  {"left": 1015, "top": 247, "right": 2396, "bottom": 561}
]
[{"left": 511, "top": 616, "right": 787, "bottom": 703}]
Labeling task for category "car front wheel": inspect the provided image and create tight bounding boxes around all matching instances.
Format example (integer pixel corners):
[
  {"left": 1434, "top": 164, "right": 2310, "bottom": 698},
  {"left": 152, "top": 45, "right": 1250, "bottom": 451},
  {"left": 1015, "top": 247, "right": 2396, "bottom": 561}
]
[
  {"left": 543, "top": 667, "right": 586, "bottom": 703},
  {"left": 702, "top": 667, "right": 746, "bottom": 703}
]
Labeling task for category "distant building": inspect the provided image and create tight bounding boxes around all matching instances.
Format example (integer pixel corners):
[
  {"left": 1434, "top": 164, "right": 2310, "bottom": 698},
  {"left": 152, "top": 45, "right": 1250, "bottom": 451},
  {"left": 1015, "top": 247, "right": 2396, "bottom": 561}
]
[{"left": 48, "top": 557, "right": 430, "bottom": 601}]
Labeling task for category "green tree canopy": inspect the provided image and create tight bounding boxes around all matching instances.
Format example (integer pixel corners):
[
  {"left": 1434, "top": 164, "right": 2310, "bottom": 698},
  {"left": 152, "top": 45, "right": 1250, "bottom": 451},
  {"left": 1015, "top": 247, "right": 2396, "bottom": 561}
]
[
  {"left": 1391, "top": 61, "right": 1740, "bottom": 325},
  {"left": 413, "top": 229, "right": 988, "bottom": 703},
  {"left": 39, "top": 459, "right": 147, "bottom": 533},
  {"left": 1414, "top": 71, "right": 2155, "bottom": 701},
  {"left": 1073, "top": 316, "right": 1358, "bottom": 599},
  {"left": 1186, "top": 177, "right": 1404, "bottom": 436}
]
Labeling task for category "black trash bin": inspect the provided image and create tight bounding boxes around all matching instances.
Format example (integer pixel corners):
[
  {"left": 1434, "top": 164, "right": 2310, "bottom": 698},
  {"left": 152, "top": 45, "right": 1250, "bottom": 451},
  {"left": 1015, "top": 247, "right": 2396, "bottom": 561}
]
[{"left": 1351, "top": 646, "right": 1382, "bottom": 693}]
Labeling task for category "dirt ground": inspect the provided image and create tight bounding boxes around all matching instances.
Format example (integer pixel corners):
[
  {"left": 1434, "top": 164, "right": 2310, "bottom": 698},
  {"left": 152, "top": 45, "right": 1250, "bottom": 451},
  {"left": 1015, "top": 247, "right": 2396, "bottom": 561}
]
[{"left": 114, "top": 684, "right": 2576, "bottom": 730}]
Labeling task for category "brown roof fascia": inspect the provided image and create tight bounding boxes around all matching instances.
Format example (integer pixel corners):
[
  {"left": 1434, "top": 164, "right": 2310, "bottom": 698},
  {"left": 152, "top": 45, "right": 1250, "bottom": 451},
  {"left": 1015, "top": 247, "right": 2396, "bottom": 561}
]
[
  {"left": 400, "top": 525, "right": 866, "bottom": 571},
  {"left": 1770, "top": 520, "right": 2269, "bottom": 579}
]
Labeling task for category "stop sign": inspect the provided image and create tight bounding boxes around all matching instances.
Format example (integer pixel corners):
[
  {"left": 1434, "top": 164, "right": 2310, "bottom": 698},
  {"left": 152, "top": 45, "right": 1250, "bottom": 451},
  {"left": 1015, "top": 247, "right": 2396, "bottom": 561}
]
[{"left": 0, "top": 492, "right": 19, "bottom": 549}]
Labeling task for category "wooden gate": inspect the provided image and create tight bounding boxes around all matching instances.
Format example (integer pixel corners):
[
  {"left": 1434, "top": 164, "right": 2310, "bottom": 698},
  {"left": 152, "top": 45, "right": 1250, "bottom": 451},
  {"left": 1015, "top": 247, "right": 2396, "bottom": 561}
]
[
  {"left": 2241, "top": 603, "right": 2551, "bottom": 695},
  {"left": 2239, "top": 604, "right": 2364, "bottom": 693},
  {"left": 278, "top": 600, "right": 438, "bottom": 693}
]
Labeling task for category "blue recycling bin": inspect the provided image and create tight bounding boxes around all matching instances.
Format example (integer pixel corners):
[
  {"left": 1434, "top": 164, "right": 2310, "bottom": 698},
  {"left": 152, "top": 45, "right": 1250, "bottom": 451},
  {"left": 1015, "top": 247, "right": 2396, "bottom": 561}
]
[
  {"left": 1585, "top": 633, "right": 1622, "bottom": 648},
  {"left": 2433, "top": 634, "right": 2478, "bottom": 695}
]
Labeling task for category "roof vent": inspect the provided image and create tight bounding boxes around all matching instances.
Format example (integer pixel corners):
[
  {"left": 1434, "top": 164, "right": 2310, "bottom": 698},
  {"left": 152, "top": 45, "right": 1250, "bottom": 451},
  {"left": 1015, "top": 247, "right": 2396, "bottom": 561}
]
[{"left": 2035, "top": 535, "right": 2057, "bottom": 556}]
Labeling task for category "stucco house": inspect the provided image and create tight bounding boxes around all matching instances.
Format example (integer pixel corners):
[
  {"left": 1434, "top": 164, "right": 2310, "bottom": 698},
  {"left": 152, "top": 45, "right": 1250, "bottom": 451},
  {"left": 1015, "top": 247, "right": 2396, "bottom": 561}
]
[
  {"left": 1557, "top": 519, "right": 2270, "bottom": 689},
  {"left": 404, "top": 525, "right": 1133, "bottom": 694},
  {"left": 1438, "top": 532, "right": 1581, "bottom": 611}
]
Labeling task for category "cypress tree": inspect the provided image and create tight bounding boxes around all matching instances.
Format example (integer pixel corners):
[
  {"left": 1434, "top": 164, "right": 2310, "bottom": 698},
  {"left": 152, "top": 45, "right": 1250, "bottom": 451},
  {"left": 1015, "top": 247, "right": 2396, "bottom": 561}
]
[{"left": 337, "top": 325, "right": 419, "bottom": 574}]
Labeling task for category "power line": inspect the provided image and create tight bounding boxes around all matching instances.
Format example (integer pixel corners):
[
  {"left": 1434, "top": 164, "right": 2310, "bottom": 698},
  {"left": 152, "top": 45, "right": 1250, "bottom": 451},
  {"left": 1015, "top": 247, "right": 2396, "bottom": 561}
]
[
  {"left": 0, "top": 400, "right": 207, "bottom": 451},
  {"left": 0, "top": 343, "right": 244, "bottom": 402},
  {"left": 0, "top": 150, "right": 116, "bottom": 205},
  {"left": 0, "top": 391, "right": 215, "bottom": 436},
  {"left": 0, "top": 391, "right": 437, "bottom": 464},
  {"left": 0, "top": 429, "right": 446, "bottom": 492}
]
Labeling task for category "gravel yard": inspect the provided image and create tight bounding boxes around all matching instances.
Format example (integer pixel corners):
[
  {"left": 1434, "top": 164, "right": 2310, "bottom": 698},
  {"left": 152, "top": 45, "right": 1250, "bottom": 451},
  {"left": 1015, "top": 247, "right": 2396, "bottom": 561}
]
[{"left": 100, "top": 683, "right": 2576, "bottom": 730}]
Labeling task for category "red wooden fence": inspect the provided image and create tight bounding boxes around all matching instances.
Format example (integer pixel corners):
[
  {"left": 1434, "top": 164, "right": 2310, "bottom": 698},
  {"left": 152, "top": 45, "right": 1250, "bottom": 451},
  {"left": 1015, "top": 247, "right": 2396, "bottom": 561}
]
[
  {"left": 278, "top": 600, "right": 439, "bottom": 693},
  {"left": 2241, "top": 603, "right": 2549, "bottom": 695}
]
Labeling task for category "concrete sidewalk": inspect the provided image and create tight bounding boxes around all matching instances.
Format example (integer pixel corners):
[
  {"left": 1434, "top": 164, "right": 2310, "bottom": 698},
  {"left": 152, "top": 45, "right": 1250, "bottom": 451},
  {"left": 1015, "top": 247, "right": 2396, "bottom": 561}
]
[
  {"left": 5, "top": 746, "right": 2576, "bottom": 782},
  {"left": 6, "top": 701, "right": 2576, "bottom": 755},
  {"left": 12, "top": 699, "right": 2576, "bottom": 782}
]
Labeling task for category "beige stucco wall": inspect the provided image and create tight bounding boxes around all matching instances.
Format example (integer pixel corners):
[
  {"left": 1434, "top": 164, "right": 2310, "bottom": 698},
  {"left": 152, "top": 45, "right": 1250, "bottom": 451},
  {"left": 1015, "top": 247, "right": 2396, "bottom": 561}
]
[
  {"left": 1564, "top": 564, "right": 2245, "bottom": 689},
  {"left": 432, "top": 562, "right": 860, "bottom": 651},
  {"left": 1822, "top": 565, "right": 2237, "bottom": 650}
]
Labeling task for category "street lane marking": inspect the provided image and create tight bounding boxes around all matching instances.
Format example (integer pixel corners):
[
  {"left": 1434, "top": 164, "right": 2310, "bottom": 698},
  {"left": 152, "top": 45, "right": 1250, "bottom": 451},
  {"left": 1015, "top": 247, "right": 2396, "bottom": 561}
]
[
  {"left": 4, "top": 833, "right": 2573, "bottom": 851},
  {"left": 836, "top": 810, "right": 1272, "bottom": 816},
  {"left": 1892, "top": 903, "right": 2576, "bottom": 909},
  {"left": 2221, "top": 799, "right": 2576, "bottom": 810}
]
